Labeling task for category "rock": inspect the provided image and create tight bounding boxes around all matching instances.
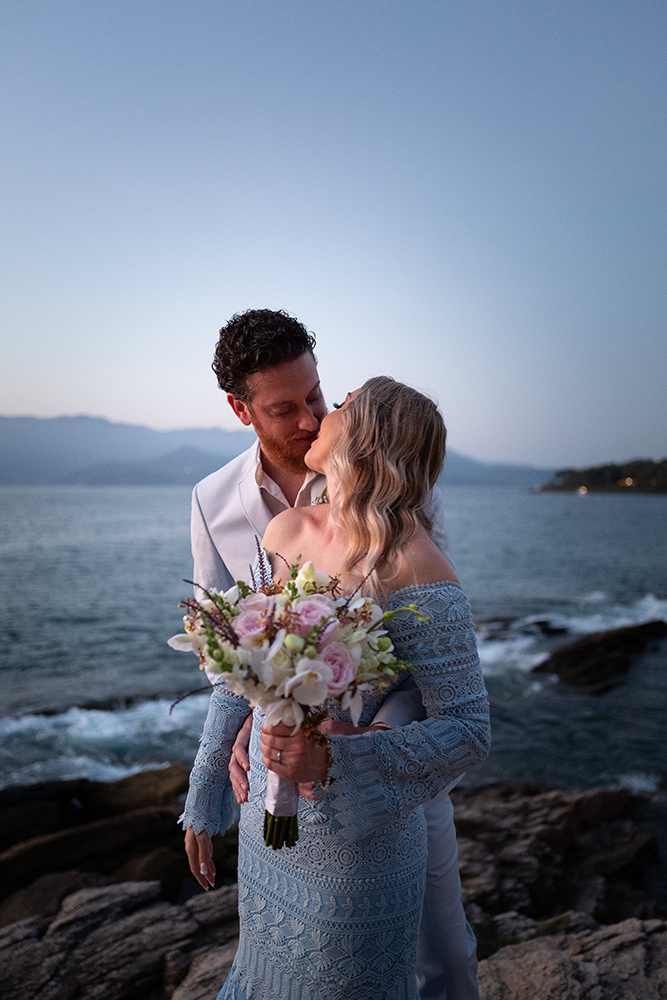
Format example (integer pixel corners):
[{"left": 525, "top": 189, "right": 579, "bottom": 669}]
[
  {"left": 0, "top": 765, "right": 189, "bottom": 854},
  {"left": 0, "top": 806, "right": 182, "bottom": 900},
  {"left": 532, "top": 620, "right": 667, "bottom": 694},
  {"left": 113, "top": 846, "right": 187, "bottom": 899},
  {"left": 172, "top": 939, "right": 239, "bottom": 1000},
  {"left": 0, "top": 798, "right": 65, "bottom": 854},
  {"left": 185, "top": 883, "right": 238, "bottom": 930},
  {"left": 478, "top": 916, "right": 667, "bottom": 999},
  {"left": 0, "top": 870, "right": 115, "bottom": 928},
  {"left": 451, "top": 783, "right": 659, "bottom": 949},
  {"left": 85, "top": 764, "right": 190, "bottom": 817},
  {"left": 0, "top": 879, "right": 240, "bottom": 1000},
  {"left": 0, "top": 780, "right": 93, "bottom": 853}
]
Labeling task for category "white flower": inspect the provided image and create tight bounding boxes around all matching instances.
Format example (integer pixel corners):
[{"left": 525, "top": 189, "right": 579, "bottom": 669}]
[
  {"left": 224, "top": 584, "right": 240, "bottom": 604},
  {"left": 262, "top": 698, "right": 305, "bottom": 732},
  {"left": 167, "top": 633, "right": 196, "bottom": 652},
  {"left": 284, "top": 657, "right": 334, "bottom": 705},
  {"left": 340, "top": 688, "right": 364, "bottom": 726}
]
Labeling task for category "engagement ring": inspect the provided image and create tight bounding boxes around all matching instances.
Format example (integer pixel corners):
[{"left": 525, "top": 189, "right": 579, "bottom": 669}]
[{"left": 276, "top": 750, "right": 282, "bottom": 763}]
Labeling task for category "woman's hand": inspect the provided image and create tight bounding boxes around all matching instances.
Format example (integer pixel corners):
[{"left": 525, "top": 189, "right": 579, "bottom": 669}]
[
  {"left": 260, "top": 721, "right": 330, "bottom": 785},
  {"left": 184, "top": 826, "right": 215, "bottom": 890},
  {"left": 229, "top": 713, "right": 253, "bottom": 804}
]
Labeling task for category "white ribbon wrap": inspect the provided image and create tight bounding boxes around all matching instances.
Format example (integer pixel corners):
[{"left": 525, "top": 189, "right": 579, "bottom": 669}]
[{"left": 265, "top": 771, "right": 300, "bottom": 817}]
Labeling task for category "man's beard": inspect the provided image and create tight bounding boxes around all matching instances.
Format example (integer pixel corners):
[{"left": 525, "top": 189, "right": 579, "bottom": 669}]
[{"left": 259, "top": 433, "right": 313, "bottom": 475}]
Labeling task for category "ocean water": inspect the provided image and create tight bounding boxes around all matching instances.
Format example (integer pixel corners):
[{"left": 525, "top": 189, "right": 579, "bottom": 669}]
[{"left": 1, "top": 485, "right": 666, "bottom": 793}]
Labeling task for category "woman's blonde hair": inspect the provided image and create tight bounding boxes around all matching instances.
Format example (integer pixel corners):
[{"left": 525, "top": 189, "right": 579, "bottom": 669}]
[{"left": 329, "top": 376, "right": 446, "bottom": 597}]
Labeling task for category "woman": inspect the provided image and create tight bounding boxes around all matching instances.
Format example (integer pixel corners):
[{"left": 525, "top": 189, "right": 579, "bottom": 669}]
[{"left": 181, "top": 377, "right": 490, "bottom": 999}]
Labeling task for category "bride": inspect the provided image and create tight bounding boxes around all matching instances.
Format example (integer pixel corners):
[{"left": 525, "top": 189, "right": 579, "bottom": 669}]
[{"left": 181, "top": 376, "right": 490, "bottom": 999}]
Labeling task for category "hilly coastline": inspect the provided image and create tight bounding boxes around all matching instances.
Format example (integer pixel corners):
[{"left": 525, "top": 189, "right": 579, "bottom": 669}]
[
  {"left": 0, "top": 415, "right": 554, "bottom": 487},
  {"left": 541, "top": 458, "right": 667, "bottom": 493}
]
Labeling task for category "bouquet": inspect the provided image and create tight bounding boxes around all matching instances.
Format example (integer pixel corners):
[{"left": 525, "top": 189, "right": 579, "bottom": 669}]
[{"left": 168, "top": 558, "right": 425, "bottom": 849}]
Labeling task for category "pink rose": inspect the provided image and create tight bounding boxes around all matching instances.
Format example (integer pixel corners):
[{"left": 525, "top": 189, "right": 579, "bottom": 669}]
[
  {"left": 291, "top": 598, "right": 335, "bottom": 637},
  {"left": 321, "top": 642, "right": 357, "bottom": 695},
  {"left": 234, "top": 609, "right": 266, "bottom": 637},
  {"left": 238, "top": 593, "right": 270, "bottom": 612}
]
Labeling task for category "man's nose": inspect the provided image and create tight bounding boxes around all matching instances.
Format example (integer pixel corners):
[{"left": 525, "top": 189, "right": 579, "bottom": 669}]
[{"left": 297, "top": 404, "right": 321, "bottom": 431}]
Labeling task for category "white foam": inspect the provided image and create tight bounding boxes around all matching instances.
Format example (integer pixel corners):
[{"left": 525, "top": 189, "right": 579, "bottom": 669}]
[
  {"left": 562, "top": 593, "right": 667, "bottom": 635},
  {"left": 616, "top": 773, "right": 662, "bottom": 794},
  {"left": 476, "top": 593, "right": 667, "bottom": 678},
  {"left": 0, "top": 694, "right": 211, "bottom": 791}
]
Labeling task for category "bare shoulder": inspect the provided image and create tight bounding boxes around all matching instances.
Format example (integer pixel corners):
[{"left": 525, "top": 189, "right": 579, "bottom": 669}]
[
  {"left": 262, "top": 506, "right": 311, "bottom": 549},
  {"left": 388, "top": 529, "right": 459, "bottom": 591}
]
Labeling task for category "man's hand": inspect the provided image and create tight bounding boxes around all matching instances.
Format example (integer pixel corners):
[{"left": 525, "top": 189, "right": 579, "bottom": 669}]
[
  {"left": 185, "top": 826, "right": 215, "bottom": 890},
  {"left": 229, "top": 713, "right": 253, "bottom": 804}
]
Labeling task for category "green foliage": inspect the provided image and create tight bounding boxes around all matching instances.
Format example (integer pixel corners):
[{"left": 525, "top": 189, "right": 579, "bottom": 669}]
[{"left": 542, "top": 458, "right": 667, "bottom": 492}]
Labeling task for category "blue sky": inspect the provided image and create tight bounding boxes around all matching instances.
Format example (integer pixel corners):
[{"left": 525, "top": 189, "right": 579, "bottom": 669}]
[{"left": 1, "top": 0, "right": 665, "bottom": 467}]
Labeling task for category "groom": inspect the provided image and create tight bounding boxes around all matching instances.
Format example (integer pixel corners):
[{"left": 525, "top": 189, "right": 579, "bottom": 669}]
[{"left": 187, "top": 308, "right": 479, "bottom": 1000}]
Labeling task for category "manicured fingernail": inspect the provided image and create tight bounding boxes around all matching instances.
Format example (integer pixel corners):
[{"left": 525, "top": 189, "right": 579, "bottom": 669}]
[{"left": 200, "top": 863, "right": 208, "bottom": 875}]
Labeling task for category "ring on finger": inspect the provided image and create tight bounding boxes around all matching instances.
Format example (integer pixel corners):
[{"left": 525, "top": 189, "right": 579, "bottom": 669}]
[{"left": 276, "top": 750, "right": 282, "bottom": 763}]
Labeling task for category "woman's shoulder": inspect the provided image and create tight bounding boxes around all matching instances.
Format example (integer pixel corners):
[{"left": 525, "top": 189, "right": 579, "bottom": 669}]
[
  {"left": 386, "top": 529, "right": 459, "bottom": 593},
  {"left": 262, "top": 504, "right": 324, "bottom": 549}
]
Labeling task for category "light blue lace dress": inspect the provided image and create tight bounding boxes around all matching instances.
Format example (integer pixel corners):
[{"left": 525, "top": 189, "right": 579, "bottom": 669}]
[{"left": 180, "top": 583, "right": 490, "bottom": 1000}]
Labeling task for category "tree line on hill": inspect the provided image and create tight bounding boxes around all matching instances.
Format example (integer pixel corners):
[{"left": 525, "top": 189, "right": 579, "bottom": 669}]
[{"left": 541, "top": 458, "right": 667, "bottom": 493}]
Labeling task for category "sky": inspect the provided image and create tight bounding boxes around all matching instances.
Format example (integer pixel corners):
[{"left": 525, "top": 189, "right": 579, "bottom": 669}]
[{"left": 1, "top": 0, "right": 665, "bottom": 468}]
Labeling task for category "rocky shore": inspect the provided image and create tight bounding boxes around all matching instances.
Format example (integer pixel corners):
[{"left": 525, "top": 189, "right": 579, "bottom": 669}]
[{"left": 1, "top": 766, "right": 665, "bottom": 999}]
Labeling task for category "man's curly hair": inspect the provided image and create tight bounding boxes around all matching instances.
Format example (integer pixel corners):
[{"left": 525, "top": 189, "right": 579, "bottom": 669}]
[{"left": 212, "top": 309, "right": 317, "bottom": 402}]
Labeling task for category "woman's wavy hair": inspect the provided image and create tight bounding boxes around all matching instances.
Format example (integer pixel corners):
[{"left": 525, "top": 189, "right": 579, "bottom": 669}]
[{"left": 328, "top": 376, "right": 446, "bottom": 597}]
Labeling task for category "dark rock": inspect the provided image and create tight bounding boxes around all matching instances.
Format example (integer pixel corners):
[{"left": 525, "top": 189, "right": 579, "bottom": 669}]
[
  {"left": 0, "top": 880, "right": 239, "bottom": 1000},
  {"left": 113, "top": 846, "right": 187, "bottom": 899},
  {"left": 0, "top": 806, "right": 182, "bottom": 900},
  {"left": 0, "top": 799, "right": 64, "bottom": 853},
  {"left": 171, "top": 940, "right": 238, "bottom": 1000},
  {"left": 0, "top": 870, "right": 115, "bottom": 928},
  {"left": 478, "top": 917, "right": 667, "bottom": 999},
  {"left": 532, "top": 620, "right": 667, "bottom": 694},
  {"left": 0, "top": 765, "right": 189, "bottom": 854},
  {"left": 85, "top": 764, "right": 190, "bottom": 818},
  {"left": 452, "top": 783, "right": 660, "bottom": 945}
]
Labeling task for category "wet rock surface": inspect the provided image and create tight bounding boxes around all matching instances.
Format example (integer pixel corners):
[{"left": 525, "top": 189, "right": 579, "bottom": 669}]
[
  {"left": 0, "top": 772, "right": 664, "bottom": 999},
  {"left": 532, "top": 620, "right": 667, "bottom": 694}
]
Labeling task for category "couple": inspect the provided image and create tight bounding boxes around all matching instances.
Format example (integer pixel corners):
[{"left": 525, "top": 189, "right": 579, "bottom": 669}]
[{"left": 180, "top": 310, "right": 491, "bottom": 999}]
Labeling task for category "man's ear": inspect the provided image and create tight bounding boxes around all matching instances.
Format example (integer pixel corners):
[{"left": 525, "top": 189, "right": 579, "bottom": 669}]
[{"left": 227, "top": 393, "right": 253, "bottom": 427}]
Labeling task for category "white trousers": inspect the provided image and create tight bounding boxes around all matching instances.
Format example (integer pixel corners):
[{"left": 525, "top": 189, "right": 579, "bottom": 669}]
[{"left": 418, "top": 788, "right": 479, "bottom": 1000}]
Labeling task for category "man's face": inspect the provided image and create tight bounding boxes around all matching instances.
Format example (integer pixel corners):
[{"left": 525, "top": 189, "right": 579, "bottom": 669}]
[{"left": 228, "top": 352, "right": 327, "bottom": 474}]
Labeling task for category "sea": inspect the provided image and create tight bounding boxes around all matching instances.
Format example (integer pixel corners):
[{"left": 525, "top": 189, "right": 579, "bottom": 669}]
[{"left": 1, "top": 484, "right": 666, "bottom": 797}]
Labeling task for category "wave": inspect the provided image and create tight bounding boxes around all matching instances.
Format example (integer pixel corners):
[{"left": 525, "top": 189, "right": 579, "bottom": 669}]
[
  {"left": 477, "top": 592, "right": 667, "bottom": 677},
  {"left": 0, "top": 693, "right": 210, "bottom": 791}
]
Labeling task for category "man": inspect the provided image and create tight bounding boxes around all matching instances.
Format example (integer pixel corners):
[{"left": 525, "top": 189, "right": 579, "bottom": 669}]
[{"left": 186, "top": 308, "right": 478, "bottom": 999}]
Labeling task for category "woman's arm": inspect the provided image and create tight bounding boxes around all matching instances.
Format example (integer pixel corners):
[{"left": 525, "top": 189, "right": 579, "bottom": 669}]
[
  {"left": 321, "top": 584, "right": 490, "bottom": 840},
  {"left": 180, "top": 685, "right": 251, "bottom": 836}
]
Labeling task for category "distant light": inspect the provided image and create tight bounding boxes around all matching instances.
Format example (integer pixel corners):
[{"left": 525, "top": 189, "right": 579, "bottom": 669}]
[
  {"left": 625, "top": 477, "right": 633, "bottom": 486},
  {"left": 618, "top": 478, "right": 625, "bottom": 486},
  {"left": 578, "top": 486, "right": 587, "bottom": 495}
]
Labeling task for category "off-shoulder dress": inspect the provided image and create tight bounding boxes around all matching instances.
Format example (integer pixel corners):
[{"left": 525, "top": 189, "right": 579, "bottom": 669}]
[{"left": 180, "top": 582, "right": 490, "bottom": 1000}]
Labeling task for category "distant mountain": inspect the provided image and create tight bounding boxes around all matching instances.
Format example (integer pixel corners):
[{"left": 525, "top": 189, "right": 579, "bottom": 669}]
[
  {"left": 441, "top": 450, "right": 553, "bottom": 487},
  {"left": 0, "top": 415, "right": 254, "bottom": 485},
  {"left": 0, "top": 414, "right": 554, "bottom": 487}
]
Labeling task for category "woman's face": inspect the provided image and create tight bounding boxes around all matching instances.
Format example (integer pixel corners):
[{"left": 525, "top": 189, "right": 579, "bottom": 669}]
[{"left": 304, "top": 389, "right": 360, "bottom": 474}]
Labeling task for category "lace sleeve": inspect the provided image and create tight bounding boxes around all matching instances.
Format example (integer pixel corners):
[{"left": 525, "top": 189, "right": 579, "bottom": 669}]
[
  {"left": 324, "top": 582, "right": 490, "bottom": 840},
  {"left": 179, "top": 684, "right": 251, "bottom": 836}
]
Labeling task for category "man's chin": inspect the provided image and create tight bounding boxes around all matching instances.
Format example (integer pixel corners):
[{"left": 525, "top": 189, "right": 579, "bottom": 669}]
[{"left": 261, "top": 441, "right": 312, "bottom": 476}]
